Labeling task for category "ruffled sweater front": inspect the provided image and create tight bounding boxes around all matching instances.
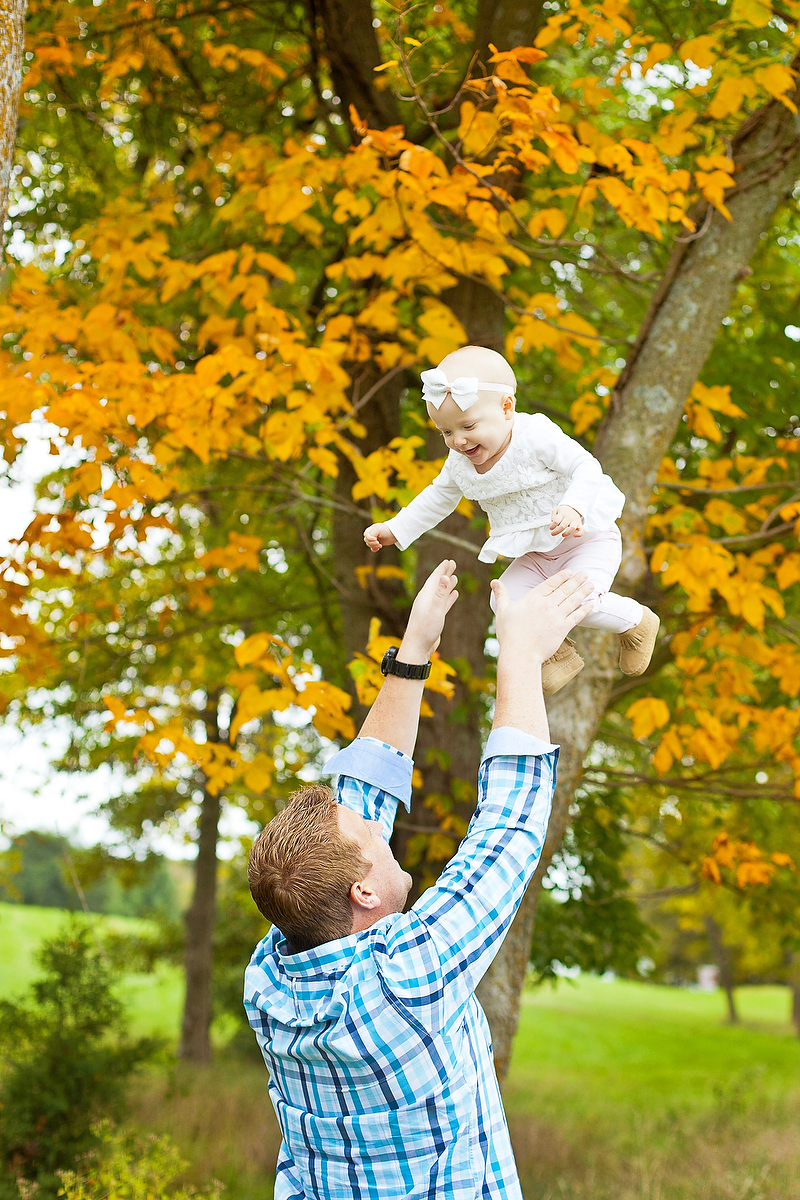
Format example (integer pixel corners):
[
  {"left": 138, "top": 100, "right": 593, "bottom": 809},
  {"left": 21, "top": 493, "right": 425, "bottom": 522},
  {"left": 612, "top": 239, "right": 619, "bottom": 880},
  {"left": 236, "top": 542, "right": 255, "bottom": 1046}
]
[{"left": 385, "top": 411, "right": 625, "bottom": 563}]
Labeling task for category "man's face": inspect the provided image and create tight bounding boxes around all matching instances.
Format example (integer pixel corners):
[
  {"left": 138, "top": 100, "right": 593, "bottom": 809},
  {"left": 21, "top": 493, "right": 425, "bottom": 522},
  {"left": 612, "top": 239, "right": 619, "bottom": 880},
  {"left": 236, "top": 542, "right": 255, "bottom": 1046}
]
[
  {"left": 428, "top": 393, "right": 513, "bottom": 470},
  {"left": 337, "top": 806, "right": 412, "bottom": 924}
]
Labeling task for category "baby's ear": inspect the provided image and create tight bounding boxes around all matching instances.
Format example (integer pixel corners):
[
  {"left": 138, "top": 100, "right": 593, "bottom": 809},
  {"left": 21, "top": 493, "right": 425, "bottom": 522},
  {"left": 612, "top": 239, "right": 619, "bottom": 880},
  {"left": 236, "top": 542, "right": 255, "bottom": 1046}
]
[{"left": 503, "top": 395, "right": 515, "bottom": 416}]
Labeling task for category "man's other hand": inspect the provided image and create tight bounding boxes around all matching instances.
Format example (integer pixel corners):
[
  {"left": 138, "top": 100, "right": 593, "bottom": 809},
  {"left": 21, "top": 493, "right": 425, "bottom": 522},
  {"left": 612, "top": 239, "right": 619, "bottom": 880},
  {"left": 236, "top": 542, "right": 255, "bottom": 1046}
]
[
  {"left": 491, "top": 570, "right": 594, "bottom": 664},
  {"left": 401, "top": 559, "right": 459, "bottom": 662}
]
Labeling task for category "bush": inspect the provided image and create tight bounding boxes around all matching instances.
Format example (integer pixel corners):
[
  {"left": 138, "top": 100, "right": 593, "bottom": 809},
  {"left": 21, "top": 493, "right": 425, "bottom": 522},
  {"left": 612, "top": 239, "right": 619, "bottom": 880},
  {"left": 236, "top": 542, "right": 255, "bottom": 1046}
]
[
  {"left": 57, "top": 1124, "right": 222, "bottom": 1200},
  {"left": 0, "top": 922, "right": 159, "bottom": 1198}
]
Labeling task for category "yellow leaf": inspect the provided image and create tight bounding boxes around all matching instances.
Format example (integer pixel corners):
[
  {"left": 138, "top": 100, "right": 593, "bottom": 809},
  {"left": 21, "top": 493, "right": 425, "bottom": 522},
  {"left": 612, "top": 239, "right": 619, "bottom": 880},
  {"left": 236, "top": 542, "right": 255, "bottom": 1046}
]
[
  {"left": 640, "top": 43, "right": 672, "bottom": 77},
  {"left": 678, "top": 35, "right": 718, "bottom": 68},
  {"left": 706, "top": 75, "right": 758, "bottom": 120},
  {"left": 457, "top": 102, "right": 500, "bottom": 157},
  {"left": 103, "top": 695, "right": 127, "bottom": 724},
  {"left": 417, "top": 299, "right": 467, "bottom": 364},
  {"left": 754, "top": 64, "right": 798, "bottom": 113},
  {"left": 703, "top": 498, "right": 749, "bottom": 535},
  {"left": 626, "top": 697, "right": 670, "bottom": 740},
  {"left": 307, "top": 446, "right": 339, "bottom": 477},
  {"left": 254, "top": 251, "right": 296, "bottom": 283},
  {"left": 731, "top": 0, "right": 773, "bottom": 26},
  {"left": 374, "top": 61, "right": 398, "bottom": 72},
  {"left": 776, "top": 552, "right": 800, "bottom": 591},
  {"left": 527, "top": 208, "right": 568, "bottom": 238},
  {"left": 235, "top": 630, "right": 287, "bottom": 668},
  {"left": 243, "top": 753, "right": 274, "bottom": 793}
]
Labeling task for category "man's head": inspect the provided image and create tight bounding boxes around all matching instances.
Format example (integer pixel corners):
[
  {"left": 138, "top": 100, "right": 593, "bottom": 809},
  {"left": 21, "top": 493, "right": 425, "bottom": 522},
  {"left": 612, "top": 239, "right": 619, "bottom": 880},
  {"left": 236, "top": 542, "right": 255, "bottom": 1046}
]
[
  {"left": 427, "top": 346, "right": 517, "bottom": 470},
  {"left": 248, "top": 784, "right": 412, "bottom": 953}
]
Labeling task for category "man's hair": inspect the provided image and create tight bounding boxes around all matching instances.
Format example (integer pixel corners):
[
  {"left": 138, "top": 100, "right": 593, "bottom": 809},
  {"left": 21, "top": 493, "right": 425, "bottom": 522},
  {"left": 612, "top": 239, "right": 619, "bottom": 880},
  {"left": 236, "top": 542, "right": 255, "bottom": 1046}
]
[{"left": 248, "top": 784, "right": 372, "bottom": 953}]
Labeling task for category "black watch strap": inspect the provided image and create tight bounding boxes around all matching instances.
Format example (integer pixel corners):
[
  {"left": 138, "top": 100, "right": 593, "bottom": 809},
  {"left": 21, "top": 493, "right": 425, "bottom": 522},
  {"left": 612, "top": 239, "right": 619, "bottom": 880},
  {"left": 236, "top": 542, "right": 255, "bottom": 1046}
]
[{"left": 380, "top": 646, "right": 432, "bottom": 680}]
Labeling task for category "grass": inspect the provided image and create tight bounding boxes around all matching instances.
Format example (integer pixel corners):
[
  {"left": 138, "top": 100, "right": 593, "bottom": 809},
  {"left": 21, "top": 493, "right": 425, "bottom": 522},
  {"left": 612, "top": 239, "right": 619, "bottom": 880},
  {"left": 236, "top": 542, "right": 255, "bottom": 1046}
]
[{"left": 5, "top": 904, "right": 800, "bottom": 1198}]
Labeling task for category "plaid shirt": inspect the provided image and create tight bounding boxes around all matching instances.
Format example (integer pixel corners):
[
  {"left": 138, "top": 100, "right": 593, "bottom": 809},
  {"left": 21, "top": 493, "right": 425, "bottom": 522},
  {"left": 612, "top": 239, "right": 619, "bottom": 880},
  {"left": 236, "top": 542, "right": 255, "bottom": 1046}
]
[{"left": 244, "top": 727, "right": 558, "bottom": 1199}]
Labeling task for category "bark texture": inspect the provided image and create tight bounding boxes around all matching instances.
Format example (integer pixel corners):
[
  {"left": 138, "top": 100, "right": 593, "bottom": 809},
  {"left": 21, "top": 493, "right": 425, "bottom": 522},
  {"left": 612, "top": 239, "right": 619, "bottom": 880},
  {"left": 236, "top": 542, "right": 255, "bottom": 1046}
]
[
  {"left": 309, "top": 0, "right": 400, "bottom": 133},
  {"left": 0, "top": 0, "right": 26, "bottom": 250},
  {"left": 475, "top": 91, "right": 800, "bottom": 1082},
  {"left": 179, "top": 698, "right": 224, "bottom": 1063}
]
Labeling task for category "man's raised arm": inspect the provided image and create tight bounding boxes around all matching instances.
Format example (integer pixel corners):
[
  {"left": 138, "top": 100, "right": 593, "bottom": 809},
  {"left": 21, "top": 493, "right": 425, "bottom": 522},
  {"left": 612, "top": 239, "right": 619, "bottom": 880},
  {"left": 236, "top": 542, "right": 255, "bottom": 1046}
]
[
  {"left": 402, "top": 570, "right": 594, "bottom": 1012},
  {"left": 321, "top": 561, "right": 458, "bottom": 833}
]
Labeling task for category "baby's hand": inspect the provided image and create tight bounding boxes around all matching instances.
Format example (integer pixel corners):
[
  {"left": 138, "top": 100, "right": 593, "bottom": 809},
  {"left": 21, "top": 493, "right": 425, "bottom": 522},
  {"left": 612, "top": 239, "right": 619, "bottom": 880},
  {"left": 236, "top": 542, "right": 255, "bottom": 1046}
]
[
  {"left": 364, "top": 523, "right": 398, "bottom": 553},
  {"left": 550, "top": 506, "right": 584, "bottom": 539}
]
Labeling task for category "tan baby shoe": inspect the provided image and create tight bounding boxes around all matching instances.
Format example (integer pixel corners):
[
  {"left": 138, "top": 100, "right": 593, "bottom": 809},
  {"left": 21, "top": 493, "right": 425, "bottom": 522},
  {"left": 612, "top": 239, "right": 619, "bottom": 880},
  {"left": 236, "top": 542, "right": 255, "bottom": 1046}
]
[
  {"left": 618, "top": 606, "right": 660, "bottom": 675},
  {"left": 542, "top": 638, "right": 584, "bottom": 696}
]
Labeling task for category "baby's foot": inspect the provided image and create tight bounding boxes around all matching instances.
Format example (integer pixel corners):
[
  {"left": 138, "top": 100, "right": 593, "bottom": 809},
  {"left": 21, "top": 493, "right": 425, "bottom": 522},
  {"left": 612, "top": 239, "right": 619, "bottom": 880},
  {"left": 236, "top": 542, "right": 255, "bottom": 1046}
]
[
  {"left": 542, "top": 637, "right": 584, "bottom": 696},
  {"left": 618, "top": 607, "right": 660, "bottom": 675}
]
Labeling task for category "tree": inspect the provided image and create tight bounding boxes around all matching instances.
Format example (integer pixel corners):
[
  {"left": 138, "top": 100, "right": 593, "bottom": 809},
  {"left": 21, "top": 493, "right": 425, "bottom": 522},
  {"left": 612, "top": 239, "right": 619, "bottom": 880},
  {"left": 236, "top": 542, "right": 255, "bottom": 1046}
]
[
  {"left": 2, "top": 0, "right": 800, "bottom": 1075},
  {"left": 0, "top": 0, "right": 26, "bottom": 250}
]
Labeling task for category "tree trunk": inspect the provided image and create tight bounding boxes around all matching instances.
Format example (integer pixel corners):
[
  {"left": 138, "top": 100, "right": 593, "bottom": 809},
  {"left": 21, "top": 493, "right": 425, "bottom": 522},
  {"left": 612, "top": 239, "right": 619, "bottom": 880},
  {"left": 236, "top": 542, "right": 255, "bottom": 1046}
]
[
  {"left": 310, "top": 0, "right": 400, "bottom": 134},
  {"left": 474, "top": 88, "right": 800, "bottom": 1082},
  {"left": 179, "top": 696, "right": 224, "bottom": 1064},
  {"left": 0, "top": 0, "right": 26, "bottom": 251},
  {"left": 704, "top": 915, "right": 738, "bottom": 1024}
]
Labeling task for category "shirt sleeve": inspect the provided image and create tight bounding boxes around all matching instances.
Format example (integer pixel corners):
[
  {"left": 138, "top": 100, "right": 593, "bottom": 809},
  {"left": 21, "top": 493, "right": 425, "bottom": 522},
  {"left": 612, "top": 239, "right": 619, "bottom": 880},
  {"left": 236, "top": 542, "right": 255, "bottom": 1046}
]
[
  {"left": 405, "top": 726, "right": 558, "bottom": 1009},
  {"left": 320, "top": 736, "right": 413, "bottom": 840},
  {"left": 525, "top": 413, "right": 605, "bottom": 520},
  {"left": 384, "top": 460, "right": 463, "bottom": 551}
]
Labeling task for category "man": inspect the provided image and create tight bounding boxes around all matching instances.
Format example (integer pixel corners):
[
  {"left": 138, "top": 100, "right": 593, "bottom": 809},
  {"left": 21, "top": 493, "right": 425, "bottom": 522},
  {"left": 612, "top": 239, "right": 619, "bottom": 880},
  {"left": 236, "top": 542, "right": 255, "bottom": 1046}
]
[{"left": 244, "top": 559, "right": 593, "bottom": 1199}]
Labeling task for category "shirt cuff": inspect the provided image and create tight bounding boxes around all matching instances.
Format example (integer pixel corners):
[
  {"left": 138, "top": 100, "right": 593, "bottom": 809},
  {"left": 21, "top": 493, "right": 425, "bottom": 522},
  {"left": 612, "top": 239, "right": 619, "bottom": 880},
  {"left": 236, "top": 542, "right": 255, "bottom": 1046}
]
[
  {"left": 481, "top": 726, "right": 558, "bottom": 763},
  {"left": 320, "top": 737, "right": 414, "bottom": 810}
]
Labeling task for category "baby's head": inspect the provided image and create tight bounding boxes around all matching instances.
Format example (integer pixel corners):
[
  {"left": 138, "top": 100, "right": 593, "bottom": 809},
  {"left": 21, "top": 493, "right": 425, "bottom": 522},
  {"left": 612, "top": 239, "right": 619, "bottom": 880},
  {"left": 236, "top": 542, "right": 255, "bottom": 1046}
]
[{"left": 424, "top": 346, "right": 517, "bottom": 469}]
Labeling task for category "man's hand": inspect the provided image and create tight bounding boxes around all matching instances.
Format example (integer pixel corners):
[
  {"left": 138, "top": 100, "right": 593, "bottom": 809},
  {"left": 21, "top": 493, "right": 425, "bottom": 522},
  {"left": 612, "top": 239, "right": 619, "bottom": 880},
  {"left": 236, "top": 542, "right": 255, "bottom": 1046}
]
[
  {"left": 549, "top": 505, "right": 584, "bottom": 539},
  {"left": 400, "top": 559, "right": 458, "bottom": 663},
  {"left": 357, "top": 560, "right": 458, "bottom": 756},
  {"left": 491, "top": 570, "right": 594, "bottom": 665},
  {"left": 364, "top": 523, "right": 398, "bottom": 552}
]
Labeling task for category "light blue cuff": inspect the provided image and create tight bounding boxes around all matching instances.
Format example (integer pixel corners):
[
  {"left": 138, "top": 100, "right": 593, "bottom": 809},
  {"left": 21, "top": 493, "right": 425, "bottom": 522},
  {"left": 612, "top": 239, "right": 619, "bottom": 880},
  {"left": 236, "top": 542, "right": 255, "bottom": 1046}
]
[
  {"left": 481, "top": 726, "right": 559, "bottom": 763},
  {"left": 321, "top": 737, "right": 413, "bottom": 810}
]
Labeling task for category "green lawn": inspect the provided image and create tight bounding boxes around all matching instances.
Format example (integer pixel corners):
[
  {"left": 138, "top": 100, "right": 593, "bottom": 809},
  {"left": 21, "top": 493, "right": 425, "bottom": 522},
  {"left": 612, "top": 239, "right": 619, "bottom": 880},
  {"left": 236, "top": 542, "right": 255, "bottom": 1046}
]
[{"left": 507, "top": 975, "right": 799, "bottom": 1120}]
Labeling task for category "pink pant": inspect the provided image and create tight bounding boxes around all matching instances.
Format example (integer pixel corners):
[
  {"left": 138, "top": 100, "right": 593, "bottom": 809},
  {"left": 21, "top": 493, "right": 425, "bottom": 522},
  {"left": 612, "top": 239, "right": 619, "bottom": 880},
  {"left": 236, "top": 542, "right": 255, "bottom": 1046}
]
[{"left": 490, "top": 529, "right": 642, "bottom": 634}]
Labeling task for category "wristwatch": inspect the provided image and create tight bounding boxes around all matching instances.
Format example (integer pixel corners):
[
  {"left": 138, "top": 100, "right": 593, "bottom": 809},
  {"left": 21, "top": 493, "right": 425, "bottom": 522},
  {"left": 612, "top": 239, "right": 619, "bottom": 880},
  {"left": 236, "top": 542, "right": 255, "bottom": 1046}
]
[{"left": 380, "top": 646, "right": 432, "bottom": 680}]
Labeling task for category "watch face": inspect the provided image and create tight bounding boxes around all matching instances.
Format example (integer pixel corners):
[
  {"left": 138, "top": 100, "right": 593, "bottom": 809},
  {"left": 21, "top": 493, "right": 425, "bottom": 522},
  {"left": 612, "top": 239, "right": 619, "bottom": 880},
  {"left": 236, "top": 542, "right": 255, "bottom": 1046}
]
[{"left": 380, "top": 649, "right": 396, "bottom": 675}]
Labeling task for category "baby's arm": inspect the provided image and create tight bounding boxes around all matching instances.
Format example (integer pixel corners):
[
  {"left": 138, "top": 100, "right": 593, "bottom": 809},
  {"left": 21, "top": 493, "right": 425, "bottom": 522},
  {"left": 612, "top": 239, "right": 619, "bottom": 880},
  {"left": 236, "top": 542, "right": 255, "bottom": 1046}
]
[
  {"left": 364, "top": 464, "right": 463, "bottom": 554},
  {"left": 531, "top": 415, "right": 605, "bottom": 535}
]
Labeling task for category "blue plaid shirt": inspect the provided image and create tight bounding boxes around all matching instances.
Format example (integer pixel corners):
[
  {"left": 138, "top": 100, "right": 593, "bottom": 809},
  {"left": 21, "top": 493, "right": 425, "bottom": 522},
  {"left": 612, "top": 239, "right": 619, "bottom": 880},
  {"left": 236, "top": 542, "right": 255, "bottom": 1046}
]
[{"left": 244, "top": 727, "right": 558, "bottom": 1199}]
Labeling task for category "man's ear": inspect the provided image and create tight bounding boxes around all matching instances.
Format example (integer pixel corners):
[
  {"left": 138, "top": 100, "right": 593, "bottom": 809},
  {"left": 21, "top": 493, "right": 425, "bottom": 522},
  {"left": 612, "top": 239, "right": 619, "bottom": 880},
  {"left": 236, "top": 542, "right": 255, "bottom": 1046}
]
[{"left": 350, "top": 879, "right": 381, "bottom": 911}]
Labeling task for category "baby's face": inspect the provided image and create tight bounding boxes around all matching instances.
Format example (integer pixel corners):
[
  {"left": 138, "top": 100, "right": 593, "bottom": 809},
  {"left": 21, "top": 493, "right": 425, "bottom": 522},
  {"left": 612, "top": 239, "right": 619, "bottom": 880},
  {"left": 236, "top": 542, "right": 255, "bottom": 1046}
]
[{"left": 428, "top": 393, "right": 514, "bottom": 469}]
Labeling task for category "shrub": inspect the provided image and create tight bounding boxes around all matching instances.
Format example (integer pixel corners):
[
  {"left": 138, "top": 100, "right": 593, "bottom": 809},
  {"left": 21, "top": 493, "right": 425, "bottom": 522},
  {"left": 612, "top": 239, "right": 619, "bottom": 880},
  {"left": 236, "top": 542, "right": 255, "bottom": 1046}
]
[
  {"left": 0, "top": 922, "right": 158, "bottom": 1198},
  {"left": 57, "top": 1124, "right": 222, "bottom": 1200}
]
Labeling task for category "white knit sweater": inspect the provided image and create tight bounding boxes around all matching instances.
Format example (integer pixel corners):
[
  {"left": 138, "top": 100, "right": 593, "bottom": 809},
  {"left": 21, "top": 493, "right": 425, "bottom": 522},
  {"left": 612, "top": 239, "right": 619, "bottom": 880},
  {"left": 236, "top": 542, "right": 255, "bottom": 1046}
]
[{"left": 385, "top": 411, "right": 625, "bottom": 563}]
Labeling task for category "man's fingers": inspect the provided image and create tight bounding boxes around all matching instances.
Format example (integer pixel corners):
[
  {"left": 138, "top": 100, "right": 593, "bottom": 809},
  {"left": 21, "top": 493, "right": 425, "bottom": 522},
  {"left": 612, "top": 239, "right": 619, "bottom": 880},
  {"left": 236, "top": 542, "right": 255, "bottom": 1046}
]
[{"left": 490, "top": 578, "right": 510, "bottom": 616}]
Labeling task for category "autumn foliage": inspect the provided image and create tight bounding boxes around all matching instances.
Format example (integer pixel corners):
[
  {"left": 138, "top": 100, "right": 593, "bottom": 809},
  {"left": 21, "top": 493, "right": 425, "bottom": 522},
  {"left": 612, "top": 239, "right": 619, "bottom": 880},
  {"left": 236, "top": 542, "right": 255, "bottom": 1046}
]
[{"left": 2, "top": 0, "right": 800, "bottom": 1040}]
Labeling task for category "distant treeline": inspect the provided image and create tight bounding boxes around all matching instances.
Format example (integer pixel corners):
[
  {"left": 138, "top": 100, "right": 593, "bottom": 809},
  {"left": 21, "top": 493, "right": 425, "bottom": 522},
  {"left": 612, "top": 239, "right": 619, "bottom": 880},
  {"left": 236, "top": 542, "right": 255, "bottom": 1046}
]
[{"left": 0, "top": 832, "right": 181, "bottom": 919}]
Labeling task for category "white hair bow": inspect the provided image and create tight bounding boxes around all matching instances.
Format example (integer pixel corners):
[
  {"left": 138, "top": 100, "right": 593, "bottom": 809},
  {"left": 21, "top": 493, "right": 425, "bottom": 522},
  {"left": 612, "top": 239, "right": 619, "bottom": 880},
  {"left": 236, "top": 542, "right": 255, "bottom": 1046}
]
[{"left": 420, "top": 367, "right": 515, "bottom": 411}]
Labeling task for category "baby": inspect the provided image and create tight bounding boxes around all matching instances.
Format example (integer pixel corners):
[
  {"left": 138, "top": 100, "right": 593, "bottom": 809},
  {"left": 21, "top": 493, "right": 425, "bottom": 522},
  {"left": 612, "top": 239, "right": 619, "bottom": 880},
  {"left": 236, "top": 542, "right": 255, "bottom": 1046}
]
[{"left": 363, "top": 345, "right": 659, "bottom": 695}]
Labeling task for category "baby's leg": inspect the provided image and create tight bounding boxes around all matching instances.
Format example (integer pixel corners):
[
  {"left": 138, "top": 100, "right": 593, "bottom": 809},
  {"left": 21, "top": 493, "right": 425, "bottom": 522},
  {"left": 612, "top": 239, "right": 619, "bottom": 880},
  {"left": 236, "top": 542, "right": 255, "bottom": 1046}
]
[
  {"left": 490, "top": 552, "right": 549, "bottom": 611},
  {"left": 538, "top": 530, "right": 643, "bottom": 633}
]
